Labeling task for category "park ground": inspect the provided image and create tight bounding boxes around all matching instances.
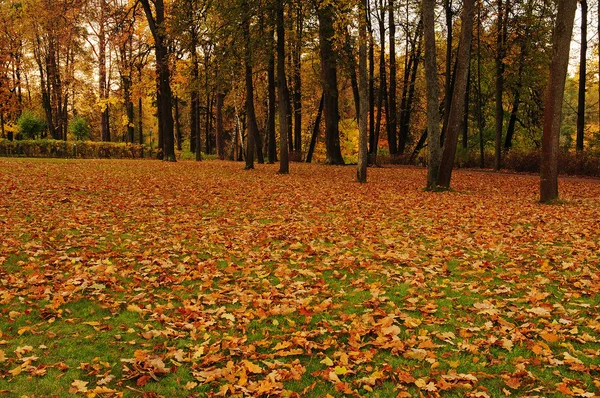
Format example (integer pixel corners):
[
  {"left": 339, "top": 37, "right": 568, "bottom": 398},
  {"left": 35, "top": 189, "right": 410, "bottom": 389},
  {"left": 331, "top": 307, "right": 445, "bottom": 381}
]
[{"left": 0, "top": 159, "right": 599, "bottom": 397}]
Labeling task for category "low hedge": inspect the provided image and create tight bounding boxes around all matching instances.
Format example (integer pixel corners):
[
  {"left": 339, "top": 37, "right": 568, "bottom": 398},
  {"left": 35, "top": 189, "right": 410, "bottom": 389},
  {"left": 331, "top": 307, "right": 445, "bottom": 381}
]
[{"left": 0, "top": 139, "right": 160, "bottom": 159}]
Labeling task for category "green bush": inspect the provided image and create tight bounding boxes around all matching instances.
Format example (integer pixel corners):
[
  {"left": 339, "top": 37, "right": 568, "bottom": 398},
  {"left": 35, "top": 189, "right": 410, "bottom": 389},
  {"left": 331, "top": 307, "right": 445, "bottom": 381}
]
[
  {"left": 17, "top": 111, "right": 46, "bottom": 139},
  {"left": 0, "top": 139, "right": 160, "bottom": 159},
  {"left": 69, "top": 116, "right": 91, "bottom": 141}
]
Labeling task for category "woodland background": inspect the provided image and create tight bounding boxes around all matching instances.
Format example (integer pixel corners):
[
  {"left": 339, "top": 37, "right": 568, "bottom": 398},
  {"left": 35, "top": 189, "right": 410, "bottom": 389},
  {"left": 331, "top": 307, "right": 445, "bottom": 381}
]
[{"left": 0, "top": 0, "right": 599, "bottom": 169}]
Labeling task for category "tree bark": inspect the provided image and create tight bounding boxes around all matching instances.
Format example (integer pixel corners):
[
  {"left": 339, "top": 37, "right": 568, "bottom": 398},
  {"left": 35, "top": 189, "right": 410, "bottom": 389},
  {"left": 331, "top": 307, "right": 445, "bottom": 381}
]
[
  {"left": 494, "top": 0, "right": 506, "bottom": 170},
  {"left": 277, "top": 0, "right": 290, "bottom": 173},
  {"left": 576, "top": 0, "right": 587, "bottom": 151},
  {"left": 140, "top": 0, "right": 176, "bottom": 161},
  {"left": 540, "top": 0, "right": 577, "bottom": 202},
  {"left": 242, "top": 0, "right": 257, "bottom": 169},
  {"left": 317, "top": 1, "right": 345, "bottom": 165},
  {"left": 423, "top": 0, "right": 441, "bottom": 189},
  {"left": 267, "top": 40, "right": 277, "bottom": 164},
  {"left": 437, "top": 0, "right": 475, "bottom": 188},
  {"left": 357, "top": 0, "right": 368, "bottom": 182},
  {"left": 293, "top": 0, "right": 303, "bottom": 154},
  {"left": 388, "top": 0, "right": 397, "bottom": 155},
  {"left": 368, "top": 0, "right": 376, "bottom": 156}
]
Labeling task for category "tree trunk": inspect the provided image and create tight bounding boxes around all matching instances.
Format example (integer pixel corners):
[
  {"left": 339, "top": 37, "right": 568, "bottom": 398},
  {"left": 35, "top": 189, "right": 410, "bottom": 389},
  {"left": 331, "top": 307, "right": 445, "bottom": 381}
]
[
  {"left": 423, "top": 0, "right": 441, "bottom": 189},
  {"left": 267, "top": 41, "right": 277, "bottom": 164},
  {"left": 576, "top": 0, "right": 587, "bottom": 151},
  {"left": 504, "top": 37, "right": 526, "bottom": 150},
  {"left": 357, "top": 0, "right": 368, "bottom": 182},
  {"left": 277, "top": 0, "right": 290, "bottom": 173},
  {"left": 174, "top": 96, "right": 182, "bottom": 151},
  {"left": 388, "top": 0, "right": 397, "bottom": 155},
  {"left": 215, "top": 92, "right": 225, "bottom": 160},
  {"left": 368, "top": 0, "right": 376, "bottom": 156},
  {"left": 99, "top": 0, "right": 110, "bottom": 142},
  {"left": 190, "top": 41, "right": 199, "bottom": 153},
  {"left": 306, "top": 93, "right": 324, "bottom": 163},
  {"left": 399, "top": 22, "right": 423, "bottom": 154},
  {"left": 540, "top": 0, "right": 577, "bottom": 202},
  {"left": 317, "top": 1, "right": 345, "bottom": 165},
  {"left": 293, "top": 1, "right": 303, "bottom": 154},
  {"left": 243, "top": 1, "right": 257, "bottom": 169},
  {"left": 140, "top": 0, "right": 176, "bottom": 162},
  {"left": 443, "top": 0, "right": 453, "bottom": 135},
  {"left": 437, "top": 0, "right": 475, "bottom": 188},
  {"left": 494, "top": 0, "right": 506, "bottom": 170}
]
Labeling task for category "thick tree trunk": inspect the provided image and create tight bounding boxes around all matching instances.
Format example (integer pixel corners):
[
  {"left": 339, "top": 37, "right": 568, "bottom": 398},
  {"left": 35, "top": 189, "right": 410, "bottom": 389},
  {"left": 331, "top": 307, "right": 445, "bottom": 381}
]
[
  {"left": 317, "top": 1, "right": 344, "bottom": 165},
  {"left": 540, "top": 0, "right": 577, "bottom": 202},
  {"left": 141, "top": 0, "right": 176, "bottom": 161},
  {"left": 423, "top": 0, "right": 441, "bottom": 189},
  {"left": 357, "top": 0, "right": 368, "bottom": 182},
  {"left": 277, "top": 0, "right": 290, "bottom": 173},
  {"left": 576, "top": 0, "right": 587, "bottom": 151},
  {"left": 437, "top": 0, "right": 475, "bottom": 188}
]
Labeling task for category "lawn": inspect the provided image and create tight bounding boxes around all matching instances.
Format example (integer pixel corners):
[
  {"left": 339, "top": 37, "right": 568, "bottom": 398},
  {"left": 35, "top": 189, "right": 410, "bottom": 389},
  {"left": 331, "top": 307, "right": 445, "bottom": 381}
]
[{"left": 0, "top": 158, "right": 598, "bottom": 397}]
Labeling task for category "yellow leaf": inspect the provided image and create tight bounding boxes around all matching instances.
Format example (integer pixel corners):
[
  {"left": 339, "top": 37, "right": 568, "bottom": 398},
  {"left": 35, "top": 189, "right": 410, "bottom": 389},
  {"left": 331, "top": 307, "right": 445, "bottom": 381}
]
[
  {"left": 539, "top": 332, "right": 560, "bottom": 343},
  {"left": 334, "top": 366, "right": 348, "bottom": 375},
  {"left": 320, "top": 356, "right": 334, "bottom": 367},
  {"left": 242, "top": 360, "right": 263, "bottom": 374}
]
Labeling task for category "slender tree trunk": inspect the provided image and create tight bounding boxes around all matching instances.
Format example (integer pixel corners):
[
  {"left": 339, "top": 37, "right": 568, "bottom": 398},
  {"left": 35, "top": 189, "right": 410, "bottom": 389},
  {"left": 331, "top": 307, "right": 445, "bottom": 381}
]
[
  {"left": 267, "top": 38, "right": 277, "bottom": 164},
  {"left": 306, "top": 93, "right": 325, "bottom": 163},
  {"left": 293, "top": 1, "right": 303, "bottom": 154},
  {"left": 368, "top": 0, "right": 376, "bottom": 156},
  {"left": 424, "top": 0, "right": 441, "bottom": 189},
  {"left": 504, "top": 37, "right": 526, "bottom": 150},
  {"left": 344, "top": 28, "right": 361, "bottom": 122},
  {"left": 477, "top": 0, "right": 484, "bottom": 167},
  {"left": 215, "top": 92, "right": 225, "bottom": 160},
  {"left": 437, "top": 0, "right": 475, "bottom": 188},
  {"left": 174, "top": 96, "right": 182, "bottom": 151},
  {"left": 494, "top": 0, "right": 505, "bottom": 170},
  {"left": 576, "top": 0, "right": 587, "bottom": 151},
  {"left": 388, "top": 0, "right": 398, "bottom": 155},
  {"left": 358, "top": 0, "right": 368, "bottom": 182},
  {"left": 443, "top": 0, "right": 453, "bottom": 134},
  {"left": 190, "top": 43, "right": 199, "bottom": 153},
  {"left": 317, "top": 1, "right": 344, "bottom": 165},
  {"left": 540, "top": 0, "right": 577, "bottom": 202},
  {"left": 242, "top": 1, "right": 257, "bottom": 169},
  {"left": 399, "top": 22, "right": 422, "bottom": 154},
  {"left": 99, "top": 0, "right": 110, "bottom": 142},
  {"left": 277, "top": 0, "right": 290, "bottom": 173}
]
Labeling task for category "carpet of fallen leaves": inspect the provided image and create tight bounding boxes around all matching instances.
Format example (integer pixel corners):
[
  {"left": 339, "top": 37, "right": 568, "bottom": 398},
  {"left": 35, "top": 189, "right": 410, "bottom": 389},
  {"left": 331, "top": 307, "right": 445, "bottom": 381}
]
[{"left": 0, "top": 159, "right": 599, "bottom": 398}]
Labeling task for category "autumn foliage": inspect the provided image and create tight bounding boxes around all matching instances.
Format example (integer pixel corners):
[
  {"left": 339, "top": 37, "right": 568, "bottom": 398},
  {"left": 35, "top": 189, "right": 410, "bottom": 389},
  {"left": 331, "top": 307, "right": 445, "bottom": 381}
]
[{"left": 0, "top": 159, "right": 599, "bottom": 397}]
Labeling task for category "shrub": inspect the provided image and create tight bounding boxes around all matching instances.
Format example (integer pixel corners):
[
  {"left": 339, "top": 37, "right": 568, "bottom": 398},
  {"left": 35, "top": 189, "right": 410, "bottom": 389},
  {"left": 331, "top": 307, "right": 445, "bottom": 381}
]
[
  {"left": 69, "top": 116, "right": 91, "bottom": 141},
  {"left": 17, "top": 111, "right": 46, "bottom": 139},
  {"left": 0, "top": 139, "right": 160, "bottom": 159}
]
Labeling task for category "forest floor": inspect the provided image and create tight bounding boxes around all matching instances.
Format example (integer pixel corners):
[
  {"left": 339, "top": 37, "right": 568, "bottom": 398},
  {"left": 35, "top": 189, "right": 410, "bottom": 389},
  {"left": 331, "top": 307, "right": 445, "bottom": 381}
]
[{"left": 0, "top": 158, "right": 599, "bottom": 398}]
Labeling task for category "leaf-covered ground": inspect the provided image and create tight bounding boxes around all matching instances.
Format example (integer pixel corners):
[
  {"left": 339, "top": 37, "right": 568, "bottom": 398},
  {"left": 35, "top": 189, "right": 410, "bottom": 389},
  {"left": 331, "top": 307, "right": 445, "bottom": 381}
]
[{"left": 0, "top": 159, "right": 599, "bottom": 398}]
